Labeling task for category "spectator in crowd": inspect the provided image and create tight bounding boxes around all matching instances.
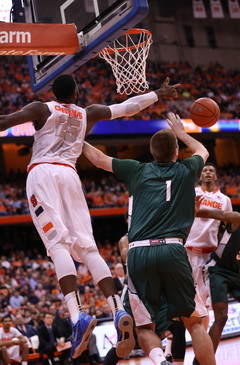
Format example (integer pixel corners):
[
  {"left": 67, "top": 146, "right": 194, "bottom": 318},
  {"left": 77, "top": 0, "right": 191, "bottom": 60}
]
[
  {"left": 14, "top": 313, "right": 38, "bottom": 352},
  {"left": 29, "top": 309, "right": 41, "bottom": 329},
  {"left": 37, "top": 312, "right": 70, "bottom": 365},
  {"left": 113, "top": 263, "right": 125, "bottom": 295},
  {"left": 34, "top": 283, "right": 46, "bottom": 299},
  {"left": 28, "top": 290, "right": 40, "bottom": 305},
  {"left": 9, "top": 288, "right": 24, "bottom": 308},
  {"left": 96, "top": 302, "right": 113, "bottom": 320},
  {"left": 29, "top": 272, "right": 39, "bottom": 290},
  {"left": 0, "top": 314, "right": 29, "bottom": 365}
]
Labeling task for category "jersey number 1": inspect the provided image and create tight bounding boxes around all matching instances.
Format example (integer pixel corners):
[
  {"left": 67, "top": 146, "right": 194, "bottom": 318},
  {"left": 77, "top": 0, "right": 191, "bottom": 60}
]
[{"left": 166, "top": 180, "right": 171, "bottom": 201}]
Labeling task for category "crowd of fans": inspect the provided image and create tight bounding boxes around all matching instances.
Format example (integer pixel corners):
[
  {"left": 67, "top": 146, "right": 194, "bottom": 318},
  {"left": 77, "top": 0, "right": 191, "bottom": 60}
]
[
  {"left": 0, "top": 169, "right": 129, "bottom": 216},
  {"left": 0, "top": 248, "right": 122, "bottom": 319},
  {"left": 0, "top": 164, "right": 240, "bottom": 217},
  {"left": 0, "top": 247, "right": 124, "bottom": 363},
  {"left": 0, "top": 57, "right": 240, "bottom": 120}
]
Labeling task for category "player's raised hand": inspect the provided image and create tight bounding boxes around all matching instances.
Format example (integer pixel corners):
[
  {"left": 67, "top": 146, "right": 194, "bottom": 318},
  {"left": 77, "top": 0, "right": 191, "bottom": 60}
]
[
  {"left": 195, "top": 195, "right": 204, "bottom": 216},
  {"left": 167, "top": 112, "right": 186, "bottom": 138},
  {"left": 155, "top": 77, "right": 180, "bottom": 100}
]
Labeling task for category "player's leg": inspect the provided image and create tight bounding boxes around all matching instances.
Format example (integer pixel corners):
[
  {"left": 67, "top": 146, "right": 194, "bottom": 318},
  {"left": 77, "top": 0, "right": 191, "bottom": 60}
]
[
  {"left": 27, "top": 166, "right": 134, "bottom": 358},
  {"left": 127, "top": 275, "right": 171, "bottom": 365},
  {"left": 182, "top": 315, "right": 215, "bottom": 365},
  {"left": 136, "top": 324, "right": 171, "bottom": 365},
  {"left": 1, "top": 346, "right": 10, "bottom": 365},
  {"left": 80, "top": 246, "right": 135, "bottom": 358},
  {"left": 65, "top": 169, "right": 135, "bottom": 358},
  {"left": 164, "top": 334, "right": 173, "bottom": 361},
  {"left": 208, "top": 301, "right": 228, "bottom": 353},
  {"left": 19, "top": 341, "right": 29, "bottom": 363},
  {"left": 208, "top": 267, "right": 234, "bottom": 353},
  {"left": 49, "top": 244, "right": 97, "bottom": 359},
  {"left": 170, "top": 321, "right": 186, "bottom": 365},
  {"left": 27, "top": 167, "right": 97, "bottom": 359}
]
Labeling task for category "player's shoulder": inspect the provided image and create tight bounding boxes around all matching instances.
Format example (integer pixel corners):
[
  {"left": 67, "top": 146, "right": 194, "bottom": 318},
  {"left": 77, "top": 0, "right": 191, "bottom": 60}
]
[
  {"left": 217, "top": 189, "right": 231, "bottom": 199},
  {"left": 195, "top": 186, "right": 203, "bottom": 193}
]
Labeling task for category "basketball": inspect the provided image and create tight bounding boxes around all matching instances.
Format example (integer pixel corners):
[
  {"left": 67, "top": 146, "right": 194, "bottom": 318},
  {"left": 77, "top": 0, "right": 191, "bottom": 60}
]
[{"left": 190, "top": 97, "right": 220, "bottom": 128}]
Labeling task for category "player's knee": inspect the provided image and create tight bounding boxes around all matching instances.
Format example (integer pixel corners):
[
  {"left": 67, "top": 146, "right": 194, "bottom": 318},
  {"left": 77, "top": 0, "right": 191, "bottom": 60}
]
[
  {"left": 20, "top": 342, "right": 28, "bottom": 351},
  {"left": 215, "top": 312, "right": 228, "bottom": 328}
]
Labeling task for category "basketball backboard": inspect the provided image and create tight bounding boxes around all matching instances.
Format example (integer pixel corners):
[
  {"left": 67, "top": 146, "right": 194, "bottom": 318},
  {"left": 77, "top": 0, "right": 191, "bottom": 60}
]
[{"left": 23, "top": 0, "right": 149, "bottom": 93}]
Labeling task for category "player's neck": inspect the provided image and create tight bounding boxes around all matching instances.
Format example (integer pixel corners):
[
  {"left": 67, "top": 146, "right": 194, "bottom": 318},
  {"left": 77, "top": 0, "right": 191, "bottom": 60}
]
[{"left": 201, "top": 182, "right": 215, "bottom": 192}]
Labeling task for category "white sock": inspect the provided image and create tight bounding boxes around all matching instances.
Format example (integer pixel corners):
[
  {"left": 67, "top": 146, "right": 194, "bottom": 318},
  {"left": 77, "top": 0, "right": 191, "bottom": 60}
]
[
  {"left": 164, "top": 336, "right": 173, "bottom": 356},
  {"left": 107, "top": 294, "right": 124, "bottom": 320},
  {"left": 22, "top": 362, "right": 28, "bottom": 365},
  {"left": 149, "top": 347, "right": 165, "bottom": 365},
  {"left": 65, "top": 291, "right": 82, "bottom": 324},
  {"left": 173, "top": 361, "right": 184, "bottom": 365}
]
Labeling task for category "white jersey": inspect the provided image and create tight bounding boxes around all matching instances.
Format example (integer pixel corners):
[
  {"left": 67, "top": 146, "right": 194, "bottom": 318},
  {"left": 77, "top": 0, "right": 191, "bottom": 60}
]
[
  {"left": 185, "top": 186, "right": 232, "bottom": 249},
  {"left": 0, "top": 327, "right": 21, "bottom": 341},
  {"left": 0, "top": 327, "right": 22, "bottom": 362},
  {"left": 27, "top": 101, "right": 87, "bottom": 171}
]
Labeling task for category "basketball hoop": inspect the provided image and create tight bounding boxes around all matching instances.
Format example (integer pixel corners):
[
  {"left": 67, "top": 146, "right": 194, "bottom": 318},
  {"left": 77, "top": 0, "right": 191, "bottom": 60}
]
[{"left": 99, "top": 28, "right": 152, "bottom": 95}]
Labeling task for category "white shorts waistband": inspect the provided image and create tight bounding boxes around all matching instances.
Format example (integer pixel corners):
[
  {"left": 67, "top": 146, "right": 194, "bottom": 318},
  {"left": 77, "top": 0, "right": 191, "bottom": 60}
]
[{"left": 129, "top": 238, "right": 183, "bottom": 249}]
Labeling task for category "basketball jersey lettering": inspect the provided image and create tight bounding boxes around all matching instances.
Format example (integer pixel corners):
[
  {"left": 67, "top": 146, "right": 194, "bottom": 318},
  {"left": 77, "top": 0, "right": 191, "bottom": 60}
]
[
  {"left": 54, "top": 105, "right": 82, "bottom": 119},
  {"left": 56, "top": 114, "right": 80, "bottom": 142},
  {"left": 201, "top": 198, "right": 222, "bottom": 210},
  {"left": 165, "top": 180, "right": 171, "bottom": 201}
]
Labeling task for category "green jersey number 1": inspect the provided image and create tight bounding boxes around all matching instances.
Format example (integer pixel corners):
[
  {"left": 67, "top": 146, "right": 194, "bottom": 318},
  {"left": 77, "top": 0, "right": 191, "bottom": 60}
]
[{"left": 166, "top": 180, "right": 171, "bottom": 201}]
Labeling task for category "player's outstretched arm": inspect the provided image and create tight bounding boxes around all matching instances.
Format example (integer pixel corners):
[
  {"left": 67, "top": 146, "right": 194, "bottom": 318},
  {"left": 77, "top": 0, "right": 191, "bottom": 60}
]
[
  {"left": 167, "top": 112, "right": 209, "bottom": 163},
  {"left": 196, "top": 209, "right": 240, "bottom": 224},
  {"left": 85, "top": 77, "right": 180, "bottom": 134},
  {"left": 0, "top": 102, "right": 50, "bottom": 131},
  {"left": 82, "top": 141, "right": 113, "bottom": 172}
]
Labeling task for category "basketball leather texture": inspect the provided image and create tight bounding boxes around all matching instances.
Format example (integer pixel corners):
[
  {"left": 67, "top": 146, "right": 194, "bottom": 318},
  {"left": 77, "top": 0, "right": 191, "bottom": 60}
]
[{"left": 190, "top": 97, "right": 220, "bottom": 127}]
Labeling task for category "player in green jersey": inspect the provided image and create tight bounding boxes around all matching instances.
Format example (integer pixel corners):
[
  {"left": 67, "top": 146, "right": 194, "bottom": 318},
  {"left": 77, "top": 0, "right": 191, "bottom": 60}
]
[
  {"left": 103, "top": 227, "right": 187, "bottom": 365},
  {"left": 196, "top": 207, "right": 240, "bottom": 355},
  {"left": 83, "top": 113, "right": 216, "bottom": 365}
]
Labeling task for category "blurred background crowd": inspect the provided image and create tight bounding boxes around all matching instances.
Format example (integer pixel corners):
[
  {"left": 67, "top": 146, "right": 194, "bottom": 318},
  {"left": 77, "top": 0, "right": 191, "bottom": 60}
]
[
  {"left": 1, "top": 165, "right": 240, "bottom": 217},
  {"left": 0, "top": 57, "right": 240, "bottom": 120}
]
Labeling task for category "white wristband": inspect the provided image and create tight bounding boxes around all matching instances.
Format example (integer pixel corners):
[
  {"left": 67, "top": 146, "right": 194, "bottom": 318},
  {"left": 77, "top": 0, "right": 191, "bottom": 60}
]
[{"left": 110, "top": 91, "right": 158, "bottom": 119}]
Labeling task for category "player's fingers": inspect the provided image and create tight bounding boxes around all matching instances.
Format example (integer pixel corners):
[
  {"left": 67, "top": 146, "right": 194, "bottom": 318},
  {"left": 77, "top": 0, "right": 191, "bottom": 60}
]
[
  {"left": 164, "top": 77, "right": 169, "bottom": 85},
  {"left": 167, "top": 112, "right": 175, "bottom": 120},
  {"left": 173, "top": 83, "right": 181, "bottom": 89}
]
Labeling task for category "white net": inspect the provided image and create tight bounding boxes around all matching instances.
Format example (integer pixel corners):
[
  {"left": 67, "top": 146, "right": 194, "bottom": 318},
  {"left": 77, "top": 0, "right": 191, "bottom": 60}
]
[{"left": 99, "top": 29, "right": 152, "bottom": 95}]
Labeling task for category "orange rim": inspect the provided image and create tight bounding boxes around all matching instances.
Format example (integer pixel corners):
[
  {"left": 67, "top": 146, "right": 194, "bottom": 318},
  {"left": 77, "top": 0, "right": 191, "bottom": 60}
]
[{"left": 96, "top": 28, "right": 152, "bottom": 56}]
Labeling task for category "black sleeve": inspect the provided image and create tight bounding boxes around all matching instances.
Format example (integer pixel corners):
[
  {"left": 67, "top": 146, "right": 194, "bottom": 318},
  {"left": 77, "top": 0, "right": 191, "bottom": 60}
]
[{"left": 103, "top": 347, "right": 121, "bottom": 365}]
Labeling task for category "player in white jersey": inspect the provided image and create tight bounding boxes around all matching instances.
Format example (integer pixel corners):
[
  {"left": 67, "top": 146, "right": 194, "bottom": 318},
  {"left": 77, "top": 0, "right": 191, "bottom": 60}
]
[
  {"left": 0, "top": 73, "right": 180, "bottom": 360},
  {"left": 0, "top": 314, "right": 29, "bottom": 365},
  {"left": 185, "top": 163, "right": 232, "bottom": 323}
]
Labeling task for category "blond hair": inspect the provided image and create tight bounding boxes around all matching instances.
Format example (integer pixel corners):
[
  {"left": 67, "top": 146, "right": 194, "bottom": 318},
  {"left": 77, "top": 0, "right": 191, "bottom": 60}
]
[{"left": 150, "top": 129, "right": 177, "bottom": 162}]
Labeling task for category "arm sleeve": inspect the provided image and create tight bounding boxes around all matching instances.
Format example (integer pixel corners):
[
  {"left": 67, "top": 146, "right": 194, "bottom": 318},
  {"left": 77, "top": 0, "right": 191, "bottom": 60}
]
[
  {"left": 112, "top": 158, "right": 142, "bottom": 195},
  {"left": 109, "top": 92, "right": 158, "bottom": 119},
  {"left": 182, "top": 155, "right": 204, "bottom": 183}
]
